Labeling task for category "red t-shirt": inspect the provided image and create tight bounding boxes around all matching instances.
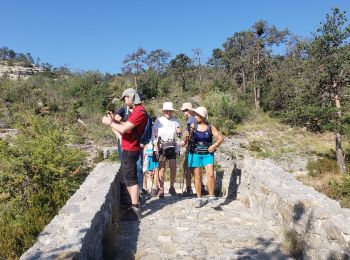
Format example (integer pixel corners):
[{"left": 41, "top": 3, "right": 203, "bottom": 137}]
[{"left": 122, "top": 105, "right": 147, "bottom": 152}]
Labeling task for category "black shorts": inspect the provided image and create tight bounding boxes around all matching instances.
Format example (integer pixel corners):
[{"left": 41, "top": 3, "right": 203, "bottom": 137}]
[
  {"left": 120, "top": 150, "right": 139, "bottom": 187},
  {"left": 158, "top": 152, "right": 177, "bottom": 163}
]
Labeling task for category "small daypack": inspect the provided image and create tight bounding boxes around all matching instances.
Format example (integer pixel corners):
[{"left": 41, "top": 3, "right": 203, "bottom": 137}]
[
  {"left": 161, "top": 140, "right": 177, "bottom": 156},
  {"left": 139, "top": 110, "right": 153, "bottom": 145}
]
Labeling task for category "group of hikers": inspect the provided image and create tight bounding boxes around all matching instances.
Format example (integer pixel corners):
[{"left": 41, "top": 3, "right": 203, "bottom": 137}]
[{"left": 102, "top": 88, "right": 224, "bottom": 220}]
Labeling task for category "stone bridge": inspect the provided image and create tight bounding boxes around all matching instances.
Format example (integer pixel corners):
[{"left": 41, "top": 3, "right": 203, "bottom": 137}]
[{"left": 21, "top": 138, "right": 350, "bottom": 259}]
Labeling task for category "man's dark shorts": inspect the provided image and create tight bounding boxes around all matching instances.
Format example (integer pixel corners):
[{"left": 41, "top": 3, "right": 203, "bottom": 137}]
[{"left": 120, "top": 150, "right": 139, "bottom": 187}]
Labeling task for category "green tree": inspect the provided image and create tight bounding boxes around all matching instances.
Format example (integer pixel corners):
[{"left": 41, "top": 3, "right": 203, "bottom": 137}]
[
  {"left": 306, "top": 8, "right": 350, "bottom": 174},
  {"left": 250, "top": 20, "right": 289, "bottom": 109},
  {"left": 121, "top": 47, "right": 147, "bottom": 90},
  {"left": 145, "top": 49, "right": 170, "bottom": 75},
  {"left": 169, "top": 53, "right": 192, "bottom": 93}
]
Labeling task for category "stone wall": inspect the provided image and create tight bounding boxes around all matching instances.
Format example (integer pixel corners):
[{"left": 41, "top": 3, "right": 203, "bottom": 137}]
[
  {"left": 234, "top": 158, "right": 350, "bottom": 259},
  {"left": 20, "top": 162, "right": 120, "bottom": 260}
]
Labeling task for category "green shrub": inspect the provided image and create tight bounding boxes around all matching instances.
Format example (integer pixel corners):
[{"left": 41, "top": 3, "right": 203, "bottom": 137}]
[
  {"left": 0, "top": 113, "right": 88, "bottom": 258},
  {"left": 307, "top": 156, "right": 339, "bottom": 176},
  {"left": 329, "top": 174, "right": 350, "bottom": 207}
]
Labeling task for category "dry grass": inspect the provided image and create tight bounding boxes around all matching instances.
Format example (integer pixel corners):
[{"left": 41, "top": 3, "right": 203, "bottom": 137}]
[{"left": 236, "top": 112, "right": 337, "bottom": 160}]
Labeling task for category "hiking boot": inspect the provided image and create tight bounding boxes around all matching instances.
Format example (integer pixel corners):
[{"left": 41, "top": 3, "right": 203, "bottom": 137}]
[
  {"left": 130, "top": 205, "right": 142, "bottom": 221},
  {"left": 168, "top": 186, "right": 177, "bottom": 196},
  {"left": 194, "top": 198, "right": 203, "bottom": 208},
  {"left": 182, "top": 187, "right": 194, "bottom": 197},
  {"left": 151, "top": 187, "right": 159, "bottom": 197},
  {"left": 208, "top": 197, "right": 219, "bottom": 208}
]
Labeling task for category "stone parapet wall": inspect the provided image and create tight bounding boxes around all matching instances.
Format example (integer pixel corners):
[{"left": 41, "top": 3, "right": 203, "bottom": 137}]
[
  {"left": 20, "top": 162, "right": 120, "bottom": 260},
  {"left": 237, "top": 158, "right": 350, "bottom": 259}
]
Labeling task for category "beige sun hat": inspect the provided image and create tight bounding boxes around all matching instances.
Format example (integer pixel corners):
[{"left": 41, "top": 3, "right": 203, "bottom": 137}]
[
  {"left": 180, "top": 102, "right": 192, "bottom": 111},
  {"left": 161, "top": 102, "right": 177, "bottom": 111},
  {"left": 191, "top": 107, "right": 208, "bottom": 119}
]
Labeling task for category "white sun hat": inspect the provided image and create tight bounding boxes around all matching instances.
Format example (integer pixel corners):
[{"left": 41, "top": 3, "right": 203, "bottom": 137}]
[
  {"left": 191, "top": 107, "right": 208, "bottom": 119},
  {"left": 161, "top": 102, "right": 177, "bottom": 111},
  {"left": 180, "top": 102, "right": 192, "bottom": 111}
]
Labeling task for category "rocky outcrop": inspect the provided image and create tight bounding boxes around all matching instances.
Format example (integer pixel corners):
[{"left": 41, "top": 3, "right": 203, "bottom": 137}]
[
  {"left": 20, "top": 162, "right": 120, "bottom": 260},
  {"left": 0, "top": 64, "right": 44, "bottom": 79}
]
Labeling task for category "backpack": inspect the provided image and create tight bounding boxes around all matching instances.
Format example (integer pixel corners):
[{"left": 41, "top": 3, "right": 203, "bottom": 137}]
[{"left": 139, "top": 110, "right": 153, "bottom": 145}]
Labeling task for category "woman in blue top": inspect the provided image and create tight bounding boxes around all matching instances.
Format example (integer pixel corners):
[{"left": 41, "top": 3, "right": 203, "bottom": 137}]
[{"left": 187, "top": 107, "right": 224, "bottom": 208}]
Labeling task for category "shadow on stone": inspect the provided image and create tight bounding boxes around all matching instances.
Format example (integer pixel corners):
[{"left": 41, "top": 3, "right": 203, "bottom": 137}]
[
  {"left": 235, "top": 237, "right": 289, "bottom": 260},
  {"left": 219, "top": 163, "right": 241, "bottom": 207}
]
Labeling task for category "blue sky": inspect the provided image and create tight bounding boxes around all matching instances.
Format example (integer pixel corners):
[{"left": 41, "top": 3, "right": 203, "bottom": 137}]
[{"left": 1, "top": 0, "right": 349, "bottom": 73}]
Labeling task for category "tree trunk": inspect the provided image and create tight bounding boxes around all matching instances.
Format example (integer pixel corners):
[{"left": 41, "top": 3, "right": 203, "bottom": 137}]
[
  {"left": 242, "top": 69, "right": 246, "bottom": 94},
  {"left": 134, "top": 75, "right": 138, "bottom": 91},
  {"left": 333, "top": 81, "right": 346, "bottom": 174},
  {"left": 336, "top": 132, "right": 346, "bottom": 174}
]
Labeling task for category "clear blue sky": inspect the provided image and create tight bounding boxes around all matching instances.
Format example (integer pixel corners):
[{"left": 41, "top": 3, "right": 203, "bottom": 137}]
[{"left": 1, "top": 0, "right": 349, "bottom": 73}]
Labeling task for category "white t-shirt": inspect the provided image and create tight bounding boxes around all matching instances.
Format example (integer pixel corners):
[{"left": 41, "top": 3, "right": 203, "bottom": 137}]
[{"left": 152, "top": 116, "right": 180, "bottom": 142}]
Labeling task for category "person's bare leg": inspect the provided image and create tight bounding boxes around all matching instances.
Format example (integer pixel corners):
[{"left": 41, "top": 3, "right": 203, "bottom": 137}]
[
  {"left": 158, "top": 165, "right": 165, "bottom": 191},
  {"left": 169, "top": 159, "right": 177, "bottom": 188},
  {"left": 153, "top": 168, "right": 159, "bottom": 188},
  {"left": 205, "top": 164, "right": 215, "bottom": 197},
  {"left": 127, "top": 184, "right": 139, "bottom": 204},
  {"left": 194, "top": 167, "right": 202, "bottom": 198}
]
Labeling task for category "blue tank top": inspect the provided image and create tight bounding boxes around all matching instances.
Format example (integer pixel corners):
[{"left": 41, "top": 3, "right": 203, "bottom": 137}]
[{"left": 193, "top": 125, "right": 212, "bottom": 144}]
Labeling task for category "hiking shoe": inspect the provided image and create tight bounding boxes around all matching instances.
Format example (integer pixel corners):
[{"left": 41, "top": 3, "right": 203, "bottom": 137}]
[
  {"left": 182, "top": 187, "right": 194, "bottom": 197},
  {"left": 141, "top": 189, "right": 151, "bottom": 200},
  {"left": 194, "top": 198, "right": 203, "bottom": 208},
  {"left": 151, "top": 188, "right": 159, "bottom": 197},
  {"left": 168, "top": 186, "right": 177, "bottom": 196},
  {"left": 208, "top": 197, "right": 219, "bottom": 208},
  {"left": 158, "top": 188, "right": 164, "bottom": 199},
  {"left": 130, "top": 205, "right": 142, "bottom": 221}
]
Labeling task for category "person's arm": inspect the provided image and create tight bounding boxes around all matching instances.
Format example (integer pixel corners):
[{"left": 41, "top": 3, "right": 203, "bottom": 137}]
[
  {"left": 151, "top": 119, "right": 159, "bottom": 141},
  {"left": 175, "top": 119, "right": 182, "bottom": 138},
  {"left": 208, "top": 125, "right": 224, "bottom": 153},
  {"left": 102, "top": 114, "right": 135, "bottom": 134}
]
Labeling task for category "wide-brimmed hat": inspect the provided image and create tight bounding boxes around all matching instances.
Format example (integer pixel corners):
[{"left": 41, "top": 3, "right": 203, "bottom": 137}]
[
  {"left": 191, "top": 107, "right": 208, "bottom": 119},
  {"left": 161, "top": 102, "right": 177, "bottom": 111},
  {"left": 180, "top": 102, "right": 192, "bottom": 111},
  {"left": 119, "top": 88, "right": 142, "bottom": 105}
]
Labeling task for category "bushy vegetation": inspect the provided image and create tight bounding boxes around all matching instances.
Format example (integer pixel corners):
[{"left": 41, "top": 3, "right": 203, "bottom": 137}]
[
  {"left": 0, "top": 6, "right": 350, "bottom": 258},
  {"left": 0, "top": 114, "right": 88, "bottom": 258}
]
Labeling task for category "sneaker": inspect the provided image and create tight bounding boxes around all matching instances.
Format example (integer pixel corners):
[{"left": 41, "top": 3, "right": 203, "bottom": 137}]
[
  {"left": 182, "top": 187, "right": 194, "bottom": 197},
  {"left": 208, "top": 197, "right": 219, "bottom": 208},
  {"left": 130, "top": 205, "right": 142, "bottom": 221},
  {"left": 151, "top": 188, "right": 159, "bottom": 197},
  {"left": 168, "top": 186, "right": 177, "bottom": 196},
  {"left": 194, "top": 198, "right": 203, "bottom": 208},
  {"left": 158, "top": 188, "right": 164, "bottom": 199}
]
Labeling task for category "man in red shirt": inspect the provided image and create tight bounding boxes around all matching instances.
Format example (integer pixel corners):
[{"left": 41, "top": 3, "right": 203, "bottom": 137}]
[{"left": 102, "top": 88, "right": 147, "bottom": 220}]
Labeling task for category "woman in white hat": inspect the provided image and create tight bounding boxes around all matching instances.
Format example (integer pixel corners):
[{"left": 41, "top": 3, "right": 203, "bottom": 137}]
[
  {"left": 152, "top": 102, "right": 182, "bottom": 198},
  {"left": 187, "top": 107, "right": 224, "bottom": 208}
]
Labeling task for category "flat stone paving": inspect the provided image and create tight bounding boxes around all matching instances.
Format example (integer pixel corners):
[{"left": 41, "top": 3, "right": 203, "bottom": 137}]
[{"left": 110, "top": 190, "right": 290, "bottom": 260}]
